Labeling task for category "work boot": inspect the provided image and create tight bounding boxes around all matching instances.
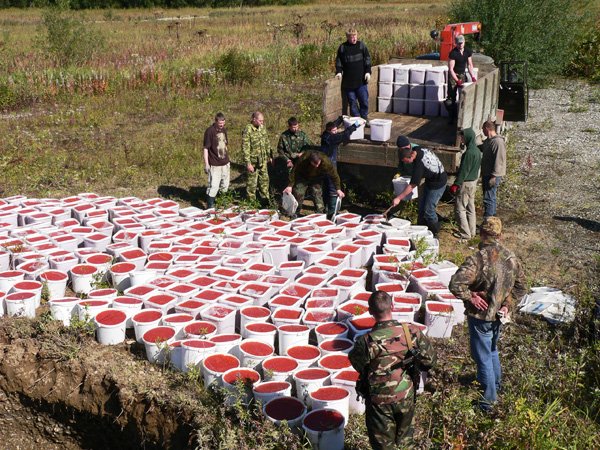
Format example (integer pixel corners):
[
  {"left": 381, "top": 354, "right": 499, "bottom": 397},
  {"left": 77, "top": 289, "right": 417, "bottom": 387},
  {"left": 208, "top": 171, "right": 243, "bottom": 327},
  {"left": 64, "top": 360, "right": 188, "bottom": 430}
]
[{"left": 206, "top": 196, "right": 215, "bottom": 209}]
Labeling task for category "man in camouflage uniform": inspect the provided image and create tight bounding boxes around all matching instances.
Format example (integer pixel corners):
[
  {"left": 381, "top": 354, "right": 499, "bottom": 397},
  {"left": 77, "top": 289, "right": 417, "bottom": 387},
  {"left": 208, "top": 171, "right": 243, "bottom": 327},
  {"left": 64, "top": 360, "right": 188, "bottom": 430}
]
[
  {"left": 242, "top": 111, "right": 275, "bottom": 204},
  {"left": 349, "top": 291, "right": 437, "bottom": 450},
  {"left": 277, "top": 117, "right": 312, "bottom": 170},
  {"left": 449, "top": 217, "right": 526, "bottom": 412}
]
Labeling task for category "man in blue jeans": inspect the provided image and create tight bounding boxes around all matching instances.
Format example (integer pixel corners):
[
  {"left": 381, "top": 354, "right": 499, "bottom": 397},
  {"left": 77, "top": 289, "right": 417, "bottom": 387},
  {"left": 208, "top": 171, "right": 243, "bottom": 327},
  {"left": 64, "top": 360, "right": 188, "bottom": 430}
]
[
  {"left": 392, "top": 136, "right": 447, "bottom": 237},
  {"left": 335, "top": 28, "right": 372, "bottom": 122},
  {"left": 449, "top": 217, "right": 527, "bottom": 412},
  {"left": 481, "top": 121, "right": 507, "bottom": 217}
]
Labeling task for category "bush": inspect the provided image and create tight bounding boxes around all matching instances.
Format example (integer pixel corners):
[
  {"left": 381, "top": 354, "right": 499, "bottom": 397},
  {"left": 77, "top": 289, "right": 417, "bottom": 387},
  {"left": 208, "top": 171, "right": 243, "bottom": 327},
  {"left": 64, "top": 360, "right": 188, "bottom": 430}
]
[
  {"left": 35, "top": 0, "right": 106, "bottom": 67},
  {"left": 215, "top": 49, "right": 260, "bottom": 85},
  {"left": 295, "top": 43, "right": 332, "bottom": 76},
  {"left": 566, "top": 19, "right": 600, "bottom": 83},
  {"left": 449, "top": 0, "right": 591, "bottom": 87}
]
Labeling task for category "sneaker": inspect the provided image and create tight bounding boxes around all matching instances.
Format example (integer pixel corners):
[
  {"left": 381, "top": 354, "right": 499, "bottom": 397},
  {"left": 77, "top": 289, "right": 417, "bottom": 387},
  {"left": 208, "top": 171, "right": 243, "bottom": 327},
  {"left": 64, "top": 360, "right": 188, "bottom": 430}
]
[{"left": 452, "top": 231, "right": 471, "bottom": 240}]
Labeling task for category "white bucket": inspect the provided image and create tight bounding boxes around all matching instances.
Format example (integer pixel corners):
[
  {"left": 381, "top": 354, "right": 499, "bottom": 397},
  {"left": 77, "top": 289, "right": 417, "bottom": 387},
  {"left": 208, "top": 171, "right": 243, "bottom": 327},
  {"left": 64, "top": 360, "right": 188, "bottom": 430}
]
[
  {"left": 263, "top": 243, "right": 290, "bottom": 267},
  {"left": 253, "top": 381, "right": 292, "bottom": 406},
  {"left": 109, "top": 262, "right": 136, "bottom": 291},
  {"left": 208, "top": 333, "right": 243, "bottom": 357},
  {"left": 244, "top": 322, "right": 277, "bottom": 348},
  {"left": 184, "top": 320, "right": 218, "bottom": 340},
  {"left": 240, "top": 306, "right": 271, "bottom": 335},
  {"left": 129, "top": 269, "right": 157, "bottom": 287},
  {"left": 88, "top": 288, "right": 118, "bottom": 304},
  {"left": 342, "top": 117, "right": 366, "bottom": 140},
  {"left": 277, "top": 324, "right": 310, "bottom": 356},
  {"left": 181, "top": 339, "right": 217, "bottom": 372},
  {"left": 161, "top": 313, "right": 195, "bottom": 339},
  {"left": 168, "top": 341, "right": 184, "bottom": 371},
  {"left": 143, "top": 326, "right": 177, "bottom": 364},
  {"left": 202, "top": 353, "right": 240, "bottom": 388},
  {"left": 94, "top": 309, "right": 127, "bottom": 345},
  {"left": 277, "top": 260, "right": 305, "bottom": 279},
  {"left": 309, "top": 386, "right": 350, "bottom": 423},
  {"left": 70, "top": 264, "right": 99, "bottom": 295},
  {"left": 293, "top": 368, "right": 331, "bottom": 406},
  {"left": 331, "top": 369, "right": 365, "bottom": 414},
  {"left": 303, "top": 408, "right": 346, "bottom": 450},
  {"left": 393, "top": 176, "right": 418, "bottom": 200},
  {"left": 369, "top": 118, "right": 392, "bottom": 142},
  {"left": 11, "top": 280, "right": 43, "bottom": 308},
  {"left": 48, "top": 297, "right": 79, "bottom": 326},
  {"left": 261, "top": 356, "right": 299, "bottom": 383},
  {"left": 200, "top": 304, "right": 237, "bottom": 335},
  {"left": 39, "top": 270, "right": 68, "bottom": 301},
  {"left": 132, "top": 309, "right": 164, "bottom": 343},
  {"left": 0, "top": 270, "right": 25, "bottom": 293},
  {"left": 425, "top": 301, "right": 455, "bottom": 338},
  {"left": 263, "top": 396, "right": 306, "bottom": 430},
  {"left": 112, "top": 296, "right": 143, "bottom": 328},
  {"left": 238, "top": 339, "right": 275, "bottom": 371},
  {"left": 5, "top": 291, "right": 37, "bottom": 318},
  {"left": 49, "top": 254, "right": 78, "bottom": 273},
  {"left": 222, "top": 367, "right": 261, "bottom": 406}
]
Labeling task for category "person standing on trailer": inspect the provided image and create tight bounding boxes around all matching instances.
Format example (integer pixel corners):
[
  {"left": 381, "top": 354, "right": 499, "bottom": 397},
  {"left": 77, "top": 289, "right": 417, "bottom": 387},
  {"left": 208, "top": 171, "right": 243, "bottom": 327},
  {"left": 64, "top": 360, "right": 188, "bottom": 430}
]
[{"left": 446, "top": 35, "right": 477, "bottom": 123}]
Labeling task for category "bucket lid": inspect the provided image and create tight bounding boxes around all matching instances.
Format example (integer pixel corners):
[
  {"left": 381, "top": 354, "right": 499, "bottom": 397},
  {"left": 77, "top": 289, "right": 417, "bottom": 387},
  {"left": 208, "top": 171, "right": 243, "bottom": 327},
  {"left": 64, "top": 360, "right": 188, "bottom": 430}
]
[
  {"left": 320, "top": 338, "right": 353, "bottom": 352},
  {"left": 143, "top": 326, "right": 176, "bottom": 343},
  {"left": 245, "top": 322, "right": 277, "bottom": 333},
  {"left": 184, "top": 321, "right": 217, "bottom": 336},
  {"left": 310, "top": 386, "right": 350, "bottom": 401},
  {"left": 253, "top": 381, "right": 290, "bottom": 394},
  {"left": 222, "top": 368, "right": 260, "bottom": 385},
  {"left": 240, "top": 340, "right": 273, "bottom": 357},
  {"left": 262, "top": 356, "right": 298, "bottom": 373},
  {"left": 319, "top": 354, "right": 351, "bottom": 370},
  {"left": 133, "top": 309, "right": 163, "bottom": 323},
  {"left": 203, "top": 353, "right": 239, "bottom": 373},
  {"left": 95, "top": 309, "right": 127, "bottom": 326},
  {"left": 294, "top": 368, "right": 330, "bottom": 380},
  {"left": 316, "top": 322, "right": 348, "bottom": 335}
]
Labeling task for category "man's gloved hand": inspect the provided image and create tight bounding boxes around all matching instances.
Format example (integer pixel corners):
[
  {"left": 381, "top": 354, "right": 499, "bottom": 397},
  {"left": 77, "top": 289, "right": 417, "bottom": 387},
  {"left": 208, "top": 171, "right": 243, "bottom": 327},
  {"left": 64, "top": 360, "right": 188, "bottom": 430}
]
[
  {"left": 450, "top": 184, "right": 460, "bottom": 195},
  {"left": 489, "top": 176, "right": 497, "bottom": 187},
  {"left": 204, "top": 166, "right": 210, "bottom": 175},
  {"left": 472, "top": 77, "right": 477, "bottom": 83},
  {"left": 456, "top": 79, "right": 464, "bottom": 87},
  {"left": 354, "top": 120, "right": 360, "bottom": 127},
  {"left": 335, "top": 73, "right": 342, "bottom": 80},
  {"left": 364, "top": 73, "right": 371, "bottom": 83}
]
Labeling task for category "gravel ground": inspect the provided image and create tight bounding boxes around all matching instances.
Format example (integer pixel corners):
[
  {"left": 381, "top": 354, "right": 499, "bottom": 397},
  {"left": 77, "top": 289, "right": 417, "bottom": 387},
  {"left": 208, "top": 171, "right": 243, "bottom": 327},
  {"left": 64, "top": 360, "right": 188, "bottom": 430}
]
[{"left": 501, "top": 80, "right": 599, "bottom": 286}]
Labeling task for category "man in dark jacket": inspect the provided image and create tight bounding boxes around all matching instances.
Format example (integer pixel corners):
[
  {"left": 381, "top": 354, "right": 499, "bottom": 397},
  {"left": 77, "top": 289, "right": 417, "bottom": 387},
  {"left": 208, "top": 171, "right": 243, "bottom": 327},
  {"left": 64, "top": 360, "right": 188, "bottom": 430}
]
[
  {"left": 335, "top": 28, "right": 372, "bottom": 122},
  {"left": 449, "top": 217, "right": 527, "bottom": 412},
  {"left": 349, "top": 291, "right": 437, "bottom": 450},
  {"left": 392, "top": 135, "right": 448, "bottom": 237},
  {"left": 450, "top": 128, "right": 482, "bottom": 239},
  {"left": 320, "top": 117, "right": 358, "bottom": 165},
  {"left": 480, "top": 121, "right": 507, "bottom": 218},
  {"left": 283, "top": 151, "right": 344, "bottom": 219}
]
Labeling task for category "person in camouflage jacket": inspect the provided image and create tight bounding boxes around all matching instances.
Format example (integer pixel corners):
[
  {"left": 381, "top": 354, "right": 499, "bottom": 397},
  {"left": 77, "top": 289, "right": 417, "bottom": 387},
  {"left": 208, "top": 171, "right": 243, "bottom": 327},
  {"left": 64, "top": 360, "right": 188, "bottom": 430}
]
[
  {"left": 349, "top": 291, "right": 437, "bottom": 450},
  {"left": 449, "top": 217, "right": 527, "bottom": 411},
  {"left": 242, "top": 111, "right": 275, "bottom": 204},
  {"left": 277, "top": 117, "right": 312, "bottom": 170}
]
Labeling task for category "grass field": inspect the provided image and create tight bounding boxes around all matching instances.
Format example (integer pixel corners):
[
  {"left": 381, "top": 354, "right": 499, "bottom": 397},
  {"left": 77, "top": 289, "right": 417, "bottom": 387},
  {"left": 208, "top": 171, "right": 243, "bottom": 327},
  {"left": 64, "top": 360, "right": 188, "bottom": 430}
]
[{"left": 0, "top": 2, "right": 445, "bottom": 199}]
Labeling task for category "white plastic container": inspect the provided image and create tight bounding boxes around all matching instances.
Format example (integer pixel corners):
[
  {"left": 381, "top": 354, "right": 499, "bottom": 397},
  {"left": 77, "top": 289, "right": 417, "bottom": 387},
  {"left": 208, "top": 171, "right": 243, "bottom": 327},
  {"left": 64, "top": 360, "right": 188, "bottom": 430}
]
[
  {"left": 309, "top": 386, "right": 351, "bottom": 423},
  {"left": 0, "top": 270, "right": 26, "bottom": 293},
  {"left": 302, "top": 408, "right": 345, "bottom": 450},
  {"left": 342, "top": 117, "right": 365, "bottom": 140},
  {"left": 261, "top": 356, "right": 299, "bottom": 383},
  {"left": 112, "top": 296, "right": 144, "bottom": 328},
  {"left": 132, "top": 309, "right": 164, "bottom": 343},
  {"left": 424, "top": 301, "right": 455, "bottom": 338},
  {"left": 286, "top": 344, "right": 321, "bottom": 369},
  {"left": 202, "top": 353, "right": 240, "bottom": 388},
  {"left": 70, "top": 264, "right": 99, "bottom": 295},
  {"left": 181, "top": 339, "right": 217, "bottom": 372},
  {"left": 369, "top": 119, "right": 392, "bottom": 142},
  {"left": 38, "top": 270, "right": 68, "bottom": 301},
  {"left": 253, "top": 380, "right": 292, "bottom": 406},
  {"left": 143, "top": 326, "right": 177, "bottom": 364},
  {"left": 238, "top": 339, "right": 275, "bottom": 371},
  {"left": 5, "top": 291, "right": 37, "bottom": 318},
  {"left": 331, "top": 369, "right": 365, "bottom": 414},
  {"left": 293, "top": 367, "right": 331, "bottom": 406},
  {"left": 94, "top": 309, "right": 127, "bottom": 345},
  {"left": 48, "top": 297, "right": 79, "bottom": 325},
  {"left": 315, "top": 322, "right": 349, "bottom": 344},
  {"left": 277, "top": 323, "right": 310, "bottom": 355},
  {"left": 263, "top": 396, "right": 306, "bottom": 430},
  {"left": 378, "top": 96, "right": 393, "bottom": 113},
  {"left": 222, "top": 368, "right": 261, "bottom": 406}
]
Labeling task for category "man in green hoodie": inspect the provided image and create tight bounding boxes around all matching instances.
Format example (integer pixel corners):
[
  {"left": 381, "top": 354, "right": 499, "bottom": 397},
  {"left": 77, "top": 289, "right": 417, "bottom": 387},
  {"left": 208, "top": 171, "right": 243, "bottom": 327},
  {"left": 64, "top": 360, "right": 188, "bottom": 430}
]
[{"left": 450, "top": 128, "right": 482, "bottom": 239}]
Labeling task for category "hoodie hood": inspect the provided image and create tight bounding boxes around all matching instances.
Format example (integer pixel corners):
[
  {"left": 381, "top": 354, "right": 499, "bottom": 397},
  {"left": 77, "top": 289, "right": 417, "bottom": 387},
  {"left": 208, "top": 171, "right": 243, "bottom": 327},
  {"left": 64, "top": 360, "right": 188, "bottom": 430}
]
[{"left": 463, "top": 127, "right": 478, "bottom": 152}]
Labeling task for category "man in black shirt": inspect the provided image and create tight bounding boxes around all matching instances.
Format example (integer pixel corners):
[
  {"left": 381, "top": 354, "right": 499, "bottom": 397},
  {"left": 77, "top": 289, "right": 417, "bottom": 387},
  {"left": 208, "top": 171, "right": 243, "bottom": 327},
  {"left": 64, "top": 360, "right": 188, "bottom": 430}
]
[
  {"left": 446, "top": 35, "right": 477, "bottom": 123},
  {"left": 203, "top": 112, "right": 230, "bottom": 208},
  {"left": 335, "top": 28, "right": 372, "bottom": 122},
  {"left": 392, "top": 135, "right": 448, "bottom": 237}
]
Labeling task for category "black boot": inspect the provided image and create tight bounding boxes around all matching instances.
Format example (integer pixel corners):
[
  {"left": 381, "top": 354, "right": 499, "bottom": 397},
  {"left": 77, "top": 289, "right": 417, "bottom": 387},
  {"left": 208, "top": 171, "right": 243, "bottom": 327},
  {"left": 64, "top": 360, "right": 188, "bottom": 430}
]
[{"left": 206, "top": 196, "right": 215, "bottom": 209}]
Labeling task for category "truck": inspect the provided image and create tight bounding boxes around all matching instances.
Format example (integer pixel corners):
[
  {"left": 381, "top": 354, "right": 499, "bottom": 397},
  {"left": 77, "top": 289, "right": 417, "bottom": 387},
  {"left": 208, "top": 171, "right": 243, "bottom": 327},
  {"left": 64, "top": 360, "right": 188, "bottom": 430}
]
[{"left": 323, "top": 26, "right": 528, "bottom": 192}]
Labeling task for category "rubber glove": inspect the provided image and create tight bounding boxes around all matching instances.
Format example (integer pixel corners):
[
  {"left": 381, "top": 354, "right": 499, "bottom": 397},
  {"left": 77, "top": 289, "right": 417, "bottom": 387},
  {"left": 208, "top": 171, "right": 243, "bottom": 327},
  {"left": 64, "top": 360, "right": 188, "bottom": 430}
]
[
  {"left": 449, "top": 184, "right": 460, "bottom": 195},
  {"left": 364, "top": 73, "right": 371, "bottom": 82},
  {"left": 456, "top": 79, "right": 464, "bottom": 87},
  {"left": 335, "top": 73, "right": 342, "bottom": 80},
  {"left": 472, "top": 77, "right": 477, "bottom": 83},
  {"left": 354, "top": 120, "right": 360, "bottom": 127}
]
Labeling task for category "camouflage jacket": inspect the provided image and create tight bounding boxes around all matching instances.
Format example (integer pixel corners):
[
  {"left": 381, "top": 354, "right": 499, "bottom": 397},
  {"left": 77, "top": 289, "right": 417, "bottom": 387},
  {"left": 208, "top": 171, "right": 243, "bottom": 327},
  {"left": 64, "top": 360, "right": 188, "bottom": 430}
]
[
  {"left": 277, "top": 130, "right": 312, "bottom": 163},
  {"left": 242, "top": 123, "right": 274, "bottom": 166},
  {"left": 349, "top": 320, "right": 437, "bottom": 405},
  {"left": 449, "top": 240, "right": 527, "bottom": 321}
]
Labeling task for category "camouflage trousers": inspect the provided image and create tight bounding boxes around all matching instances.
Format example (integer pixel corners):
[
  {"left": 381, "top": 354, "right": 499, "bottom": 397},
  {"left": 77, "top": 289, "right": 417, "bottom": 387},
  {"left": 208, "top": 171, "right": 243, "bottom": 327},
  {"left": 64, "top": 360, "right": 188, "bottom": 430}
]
[
  {"left": 246, "top": 160, "right": 270, "bottom": 202},
  {"left": 365, "top": 398, "right": 416, "bottom": 450},
  {"left": 292, "top": 178, "right": 324, "bottom": 214}
]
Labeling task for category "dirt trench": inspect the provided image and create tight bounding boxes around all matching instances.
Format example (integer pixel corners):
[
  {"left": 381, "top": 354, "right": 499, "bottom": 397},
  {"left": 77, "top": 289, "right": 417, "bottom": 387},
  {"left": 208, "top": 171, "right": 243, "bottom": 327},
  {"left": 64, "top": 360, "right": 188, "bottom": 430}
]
[{"left": 0, "top": 318, "right": 202, "bottom": 449}]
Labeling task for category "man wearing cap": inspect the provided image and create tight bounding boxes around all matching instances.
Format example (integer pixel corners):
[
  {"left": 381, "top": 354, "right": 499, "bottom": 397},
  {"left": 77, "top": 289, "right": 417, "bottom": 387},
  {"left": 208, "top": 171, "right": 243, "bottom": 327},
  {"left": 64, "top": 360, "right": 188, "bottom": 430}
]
[
  {"left": 392, "top": 136, "right": 447, "bottom": 237},
  {"left": 449, "top": 217, "right": 526, "bottom": 412},
  {"left": 446, "top": 35, "right": 477, "bottom": 123},
  {"left": 335, "top": 28, "right": 372, "bottom": 123}
]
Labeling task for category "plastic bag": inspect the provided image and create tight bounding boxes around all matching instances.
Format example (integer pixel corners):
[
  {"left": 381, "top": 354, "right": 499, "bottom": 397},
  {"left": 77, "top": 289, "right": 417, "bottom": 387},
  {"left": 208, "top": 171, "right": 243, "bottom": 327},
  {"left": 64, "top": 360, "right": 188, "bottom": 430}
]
[{"left": 281, "top": 191, "right": 298, "bottom": 216}]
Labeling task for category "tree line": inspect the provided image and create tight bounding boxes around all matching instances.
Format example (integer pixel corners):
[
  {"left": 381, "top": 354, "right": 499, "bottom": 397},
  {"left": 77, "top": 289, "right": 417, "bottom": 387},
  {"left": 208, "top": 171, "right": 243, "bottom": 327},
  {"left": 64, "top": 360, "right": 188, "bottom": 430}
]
[{"left": 0, "top": 0, "right": 308, "bottom": 9}]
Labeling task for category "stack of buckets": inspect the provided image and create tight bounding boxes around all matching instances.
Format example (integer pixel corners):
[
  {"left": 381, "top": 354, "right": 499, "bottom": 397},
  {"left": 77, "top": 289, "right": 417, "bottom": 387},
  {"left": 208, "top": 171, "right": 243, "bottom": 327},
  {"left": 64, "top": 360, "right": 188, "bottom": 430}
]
[{"left": 0, "top": 193, "right": 465, "bottom": 450}]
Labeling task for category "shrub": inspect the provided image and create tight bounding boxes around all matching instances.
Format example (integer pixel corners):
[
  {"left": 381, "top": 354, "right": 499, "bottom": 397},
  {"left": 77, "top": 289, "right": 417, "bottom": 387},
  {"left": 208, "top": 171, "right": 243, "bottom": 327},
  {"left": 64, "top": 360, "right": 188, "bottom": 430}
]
[
  {"left": 295, "top": 43, "right": 332, "bottom": 76},
  {"left": 449, "top": 0, "right": 591, "bottom": 87},
  {"left": 35, "top": 0, "right": 106, "bottom": 67},
  {"left": 566, "top": 19, "right": 600, "bottom": 83},
  {"left": 215, "top": 49, "right": 260, "bottom": 85}
]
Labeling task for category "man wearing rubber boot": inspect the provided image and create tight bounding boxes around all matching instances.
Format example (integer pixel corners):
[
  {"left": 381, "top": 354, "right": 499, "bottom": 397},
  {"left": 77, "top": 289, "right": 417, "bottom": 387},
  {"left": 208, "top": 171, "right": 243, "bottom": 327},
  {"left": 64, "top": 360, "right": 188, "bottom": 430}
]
[
  {"left": 449, "top": 217, "right": 526, "bottom": 412},
  {"left": 392, "top": 135, "right": 448, "bottom": 237},
  {"left": 349, "top": 291, "right": 437, "bottom": 450},
  {"left": 283, "top": 151, "right": 344, "bottom": 220}
]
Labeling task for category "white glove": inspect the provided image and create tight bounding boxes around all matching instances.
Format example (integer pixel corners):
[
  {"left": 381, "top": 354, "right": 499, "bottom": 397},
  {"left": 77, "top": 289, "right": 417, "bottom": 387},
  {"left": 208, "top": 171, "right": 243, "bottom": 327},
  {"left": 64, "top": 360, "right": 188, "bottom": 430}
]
[
  {"left": 335, "top": 73, "right": 342, "bottom": 80},
  {"left": 364, "top": 73, "right": 371, "bottom": 82}
]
